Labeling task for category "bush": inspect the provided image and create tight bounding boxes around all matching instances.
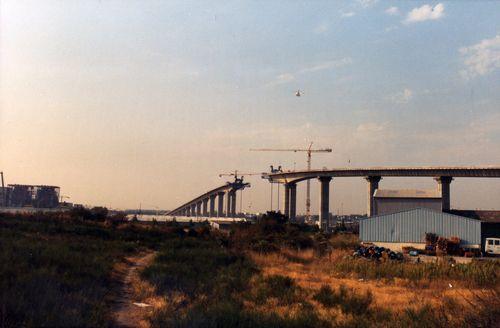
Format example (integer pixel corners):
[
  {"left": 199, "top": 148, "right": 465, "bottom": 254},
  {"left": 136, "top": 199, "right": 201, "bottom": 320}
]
[{"left": 313, "top": 284, "right": 373, "bottom": 315}]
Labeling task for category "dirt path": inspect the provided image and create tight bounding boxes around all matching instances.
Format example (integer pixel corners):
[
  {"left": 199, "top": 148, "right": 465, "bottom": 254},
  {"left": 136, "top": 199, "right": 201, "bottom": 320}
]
[{"left": 112, "top": 251, "right": 157, "bottom": 328}]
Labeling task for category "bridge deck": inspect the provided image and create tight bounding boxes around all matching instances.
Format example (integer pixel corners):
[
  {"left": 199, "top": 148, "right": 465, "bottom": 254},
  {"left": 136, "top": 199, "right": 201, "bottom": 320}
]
[{"left": 267, "top": 166, "right": 500, "bottom": 183}]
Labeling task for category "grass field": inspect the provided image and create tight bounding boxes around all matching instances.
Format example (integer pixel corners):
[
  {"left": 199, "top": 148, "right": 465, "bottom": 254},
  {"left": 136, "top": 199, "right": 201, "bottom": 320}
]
[
  {"left": 0, "top": 213, "right": 178, "bottom": 327},
  {"left": 1, "top": 212, "right": 499, "bottom": 327},
  {"left": 141, "top": 215, "right": 499, "bottom": 327}
]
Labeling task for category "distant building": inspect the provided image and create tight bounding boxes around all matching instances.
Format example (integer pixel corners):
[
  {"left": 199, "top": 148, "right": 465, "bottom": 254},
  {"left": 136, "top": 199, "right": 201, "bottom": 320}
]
[
  {"left": 4, "top": 184, "right": 60, "bottom": 208},
  {"left": 0, "top": 187, "right": 11, "bottom": 207},
  {"left": 373, "top": 189, "right": 441, "bottom": 216},
  {"left": 360, "top": 207, "right": 500, "bottom": 251}
]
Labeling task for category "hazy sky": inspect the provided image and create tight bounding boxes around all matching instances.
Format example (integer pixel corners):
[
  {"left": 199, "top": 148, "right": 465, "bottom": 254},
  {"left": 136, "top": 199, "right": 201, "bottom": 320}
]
[{"left": 1, "top": 1, "right": 499, "bottom": 213}]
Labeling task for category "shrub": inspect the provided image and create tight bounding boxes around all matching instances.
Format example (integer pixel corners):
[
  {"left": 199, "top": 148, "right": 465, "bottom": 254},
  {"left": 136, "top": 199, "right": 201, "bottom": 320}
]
[
  {"left": 253, "top": 274, "right": 301, "bottom": 305},
  {"left": 313, "top": 284, "right": 373, "bottom": 315}
]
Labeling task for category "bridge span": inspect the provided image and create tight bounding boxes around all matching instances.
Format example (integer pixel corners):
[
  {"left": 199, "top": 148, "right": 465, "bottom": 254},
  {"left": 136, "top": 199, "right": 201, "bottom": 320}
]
[
  {"left": 168, "top": 178, "right": 249, "bottom": 217},
  {"left": 265, "top": 166, "right": 500, "bottom": 229}
]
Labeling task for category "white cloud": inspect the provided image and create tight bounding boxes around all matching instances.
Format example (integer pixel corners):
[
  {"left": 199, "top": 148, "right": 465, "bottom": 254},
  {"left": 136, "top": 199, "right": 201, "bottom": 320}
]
[
  {"left": 459, "top": 34, "right": 500, "bottom": 78},
  {"left": 385, "top": 25, "right": 398, "bottom": 33},
  {"left": 298, "top": 58, "right": 353, "bottom": 74},
  {"left": 390, "top": 88, "right": 413, "bottom": 104},
  {"left": 356, "top": 122, "right": 387, "bottom": 133},
  {"left": 404, "top": 3, "right": 444, "bottom": 23},
  {"left": 313, "top": 22, "right": 329, "bottom": 34},
  {"left": 267, "top": 58, "right": 352, "bottom": 87},
  {"left": 385, "top": 6, "right": 399, "bottom": 16},
  {"left": 266, "top": 73, "right": 296, "bottom": 87},
  {"left": 341, "top": 11, "right": 355, "bottom": 18},
  {"left": 357, "top": 0, "right": 379, "bottom": 8}
]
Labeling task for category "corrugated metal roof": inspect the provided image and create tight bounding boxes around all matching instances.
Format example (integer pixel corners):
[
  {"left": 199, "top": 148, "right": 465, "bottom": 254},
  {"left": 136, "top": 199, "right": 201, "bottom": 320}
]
[
  {"left": 374, "top": 189, "right": 440, "bottom": 198},
  {"left": 447, "top": 210, "right": 500, "bottom": 223},
  {"left": 360, "top": 208, "right": 481, "bottom": 245}
]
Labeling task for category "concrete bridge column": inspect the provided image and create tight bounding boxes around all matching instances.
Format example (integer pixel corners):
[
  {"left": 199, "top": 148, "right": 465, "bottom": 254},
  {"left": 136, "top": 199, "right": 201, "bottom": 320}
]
[
  {"left": 318, "top": 177, "right": 332, "bottom": 230},
  {"left": 230, "top": 191, "right": 237, "bottom": 217},
  {"left": 283, "top": 184, "right": 290, "bottom": 218},
  {"left": 288, "top": 183, "right": 297, "bottom": 222},
  {"left": 196, "top": 202, "right": 202, "bottom": 217},
  {"left": 217, "top": 192, "right": 225, "bottom": 217},
  {"left": 191, "top": 204, "right": 196, "bottom": 217},
  {"left": 226, "top": 191, "right": 232, "bottom": 217},
  {"left": 209, "top": 194, "right": 216, "bottom": 217},
  {"left": 187, "top": 207, "right": 191, "bottom": 217},
  {"left": 202, "top": 198, "right": 209, "bottom": 217},
  {"left": 365, "top": 176, "right": 382, "bottom": 217},
  {"left": 435, "top": 176, "right": 453, "bottom": 211}
]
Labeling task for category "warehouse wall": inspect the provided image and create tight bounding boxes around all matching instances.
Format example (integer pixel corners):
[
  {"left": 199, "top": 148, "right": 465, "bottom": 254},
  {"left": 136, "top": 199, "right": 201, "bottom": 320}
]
[
  {"left": 374, "top": 198, "right": 441, "bottom": 215},
  {"left": 360, "top": 208, "right": 481, "bottom": 246}
]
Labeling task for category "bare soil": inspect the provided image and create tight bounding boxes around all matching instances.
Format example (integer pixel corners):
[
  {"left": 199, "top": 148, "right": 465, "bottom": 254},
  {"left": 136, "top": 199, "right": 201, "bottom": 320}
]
[{"left": 111, "top": 251, "right": 157, "bottom": 328}]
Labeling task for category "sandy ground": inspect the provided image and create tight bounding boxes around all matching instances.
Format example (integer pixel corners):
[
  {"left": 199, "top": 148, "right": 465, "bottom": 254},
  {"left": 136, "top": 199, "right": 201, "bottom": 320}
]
[{"left": 111, "top": 251, "right": 157, "bottom": 328}]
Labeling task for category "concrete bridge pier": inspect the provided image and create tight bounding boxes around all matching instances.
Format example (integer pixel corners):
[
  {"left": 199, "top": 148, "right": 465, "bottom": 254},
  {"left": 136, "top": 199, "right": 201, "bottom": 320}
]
[
  {"left": 209, "top": 194, "right": 216, "bottom": 217},
  {"left": 435, "top": 176, "right": 453, "bottom": 211},
  {"left": 282, "top": 184, "right": 290, "bottom": 218},
  {"left": 195, "top": 202, "right": 201, "bottom": 217},
  {"left": 288, "top": 183, "right": 297, "bottom": 221},
  {"left": 230, "top": 191, "right": 237, "bottom": 217},
  {"left": 226, "top": 191, "right": 232, "bottom": 217},
  {"left": 202, "top": 198, "right": 209, "bottom": 216},
  {"left": 191, "top": 204, "right": 196, "bottom": 217},
  {"left": 318, "top": 177, "right": 332, "bottom": 230},
  {"left": 217, "top": 192, "right": 225, "bottom": 217},
  {"left": 366, "top": 176, "right": 382, "bottom": 217}
]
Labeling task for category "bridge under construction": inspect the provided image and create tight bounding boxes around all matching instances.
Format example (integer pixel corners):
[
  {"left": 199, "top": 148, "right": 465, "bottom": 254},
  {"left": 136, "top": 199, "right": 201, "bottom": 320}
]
[{"left": 167, "top": 166, "right": 500, "bottom": 228}]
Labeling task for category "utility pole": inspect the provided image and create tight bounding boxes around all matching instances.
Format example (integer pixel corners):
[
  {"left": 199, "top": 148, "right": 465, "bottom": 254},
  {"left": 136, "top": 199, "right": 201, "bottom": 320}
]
[{"left": 250, "top": 143, "right": 332, "bottom": 220}]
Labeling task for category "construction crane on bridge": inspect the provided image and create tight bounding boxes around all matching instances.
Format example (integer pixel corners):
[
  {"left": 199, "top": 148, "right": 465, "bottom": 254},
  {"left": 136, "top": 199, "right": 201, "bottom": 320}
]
[
  {"left": 250, "top": 142, "right": 332, "bottom": 220},
  {"left": 218, "top": 171, "right": 265, "bottom": 214}
]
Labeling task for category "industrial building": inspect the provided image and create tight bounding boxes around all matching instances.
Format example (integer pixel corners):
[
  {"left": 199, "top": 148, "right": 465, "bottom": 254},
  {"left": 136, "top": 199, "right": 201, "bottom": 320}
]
[
  {"left": 360, "top": 207, "right": 500, "bottom": 252},
  {"left": 373, "top": 189, "right": 441, "bottom": 216},
  {"left": 1, "top": 184, "right": 60, "bottom": 209}
]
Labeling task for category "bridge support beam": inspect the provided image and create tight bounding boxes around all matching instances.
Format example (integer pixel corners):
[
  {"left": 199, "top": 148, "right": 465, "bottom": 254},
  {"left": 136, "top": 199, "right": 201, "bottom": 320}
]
[
  {"left": 191, "top": 204, "right": 197, "bottom": 217},
  {"left": 202, "top": 198, "right": 209, "bottom": 217},
  {"left": 289, "top": 183, "right": 297, "bottom": 222},
  {"left": 209, "top": 194, "right": 216, "bottom": 217},
  {"left": 435, "top": 176, "right": 453, "bottom": 212},
  {"left": 365, "top": 176, "right": 382, "bottom": 217},
  {"left": 318, "top": 177, "right": 332, "bottom": 230},
  {"left": 282, "top": 184, "right": 290, "bottom": 218},
  {"left": 217, "top": 192, "right": 225, "bottom": 217}
]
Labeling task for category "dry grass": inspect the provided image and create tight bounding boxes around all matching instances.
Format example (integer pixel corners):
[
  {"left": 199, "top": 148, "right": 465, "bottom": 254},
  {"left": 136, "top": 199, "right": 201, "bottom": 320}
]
[{"left": 249, "top": 249, "right": 482, "bottom": 312}]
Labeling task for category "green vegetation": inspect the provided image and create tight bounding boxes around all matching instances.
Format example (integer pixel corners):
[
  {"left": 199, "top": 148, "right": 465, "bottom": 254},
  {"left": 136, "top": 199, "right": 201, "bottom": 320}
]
[{"left": 0, "top": 213, "right": 178, "bottom": 327}]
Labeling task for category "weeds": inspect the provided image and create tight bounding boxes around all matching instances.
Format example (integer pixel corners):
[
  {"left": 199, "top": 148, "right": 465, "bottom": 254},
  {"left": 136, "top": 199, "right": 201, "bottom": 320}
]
[
  {"left": 0, "top": 213, "right": 174, "bottom": 327},
  {"left": 331, "top": 256, "right": 498, "bottom": 287},
  {"left": 313, "top": 284, "right": 373, "bottom": 315}
]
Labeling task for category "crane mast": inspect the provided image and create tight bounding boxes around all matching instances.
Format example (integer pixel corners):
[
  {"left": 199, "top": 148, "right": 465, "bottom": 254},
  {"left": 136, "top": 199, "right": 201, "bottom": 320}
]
[{"left": 250, "top": 143, "right": 332, "bottom": 220}]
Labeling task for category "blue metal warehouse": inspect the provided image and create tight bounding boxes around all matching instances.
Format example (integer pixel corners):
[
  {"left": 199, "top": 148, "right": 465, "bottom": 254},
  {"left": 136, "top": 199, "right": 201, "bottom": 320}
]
[{"left": 359, "top": 208, "right": 498, "bottom": 251}]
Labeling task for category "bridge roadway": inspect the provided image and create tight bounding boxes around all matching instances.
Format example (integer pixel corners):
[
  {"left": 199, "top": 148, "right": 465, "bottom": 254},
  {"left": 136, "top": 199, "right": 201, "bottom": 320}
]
[
  {"left": 168, "top": 180, "right": 249, "bottom": 218},
  {"left": 265, "top": 166, "right": 500, "bottom": 229}
]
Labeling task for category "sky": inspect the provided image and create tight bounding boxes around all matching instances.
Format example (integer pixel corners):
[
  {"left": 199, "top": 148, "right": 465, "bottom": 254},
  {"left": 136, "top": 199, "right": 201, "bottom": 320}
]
[{"left": 1, "top": 0, "right": 499, "bottom": 214}]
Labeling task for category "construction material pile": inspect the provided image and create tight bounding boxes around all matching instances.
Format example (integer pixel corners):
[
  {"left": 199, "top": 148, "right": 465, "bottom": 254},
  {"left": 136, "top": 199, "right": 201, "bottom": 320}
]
[
  {"left": 353, "top": 245, "right": 404, "bottom": 261},
  {"left": 424, "top": 233, "right": 462, "bottom": 256}
]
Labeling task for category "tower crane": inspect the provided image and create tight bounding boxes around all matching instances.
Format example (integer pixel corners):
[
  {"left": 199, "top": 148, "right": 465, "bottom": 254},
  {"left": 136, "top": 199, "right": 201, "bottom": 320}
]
[{"left": 249, "top": 142, "right": 332, "bottom": 220}]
